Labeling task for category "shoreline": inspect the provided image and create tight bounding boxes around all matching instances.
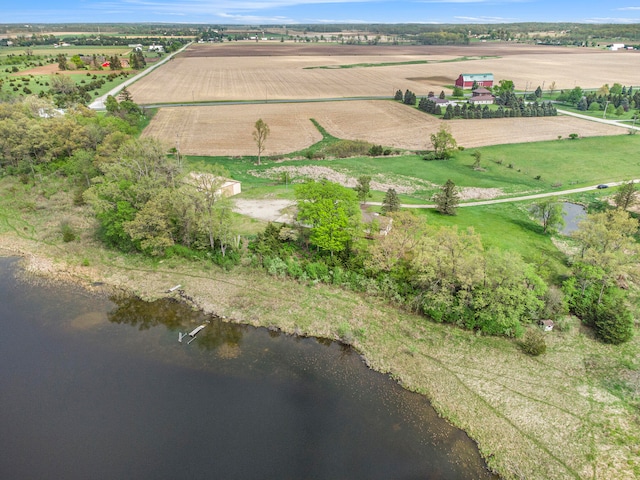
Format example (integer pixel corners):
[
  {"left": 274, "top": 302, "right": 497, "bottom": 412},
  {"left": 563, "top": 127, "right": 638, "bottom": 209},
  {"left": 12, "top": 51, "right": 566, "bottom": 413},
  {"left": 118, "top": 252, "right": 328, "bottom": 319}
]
[{"left": 1, "top": 234, "right": 637, "bottom": 479}]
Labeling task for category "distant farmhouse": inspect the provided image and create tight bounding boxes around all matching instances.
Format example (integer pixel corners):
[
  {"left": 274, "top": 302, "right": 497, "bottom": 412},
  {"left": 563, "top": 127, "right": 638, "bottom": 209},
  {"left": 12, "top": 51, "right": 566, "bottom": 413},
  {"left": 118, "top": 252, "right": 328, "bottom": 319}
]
[
  {"left": 455, "top": 73, "right": 494, "bottom": 89},
  {"left": 468, "top": 87, "right": 495, "bottom": 105}
]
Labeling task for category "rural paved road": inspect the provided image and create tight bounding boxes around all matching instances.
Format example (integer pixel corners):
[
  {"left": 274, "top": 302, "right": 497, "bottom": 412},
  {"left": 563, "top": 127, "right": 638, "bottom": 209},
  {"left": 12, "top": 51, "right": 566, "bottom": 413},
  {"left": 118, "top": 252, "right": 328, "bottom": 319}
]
[
  {"left": 555, "top": 108, "right": 640, "bottom": 132},
  {"left": 89, "top": 42, "right": 193, "bottom": 110}
]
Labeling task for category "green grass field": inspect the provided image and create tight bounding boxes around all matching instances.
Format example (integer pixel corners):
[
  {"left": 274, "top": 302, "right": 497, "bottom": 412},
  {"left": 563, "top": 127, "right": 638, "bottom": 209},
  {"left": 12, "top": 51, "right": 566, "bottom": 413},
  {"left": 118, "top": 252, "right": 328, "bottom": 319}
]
[
  {"left": 0, "top": 45, "right": 133, "bottom": 58},
  {"left": 1, "top": 45, "right": 156, "bottom": 99},
  {"left": 190, "top": 133, "right": 640, "bottom": 203}
]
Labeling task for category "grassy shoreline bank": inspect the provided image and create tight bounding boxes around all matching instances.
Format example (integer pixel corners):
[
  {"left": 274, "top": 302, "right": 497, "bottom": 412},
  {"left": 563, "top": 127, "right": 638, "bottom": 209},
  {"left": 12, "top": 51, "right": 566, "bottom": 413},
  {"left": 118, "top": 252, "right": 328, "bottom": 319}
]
[{"left": 1, "top": 218, "right": 638, "bottom": 479}]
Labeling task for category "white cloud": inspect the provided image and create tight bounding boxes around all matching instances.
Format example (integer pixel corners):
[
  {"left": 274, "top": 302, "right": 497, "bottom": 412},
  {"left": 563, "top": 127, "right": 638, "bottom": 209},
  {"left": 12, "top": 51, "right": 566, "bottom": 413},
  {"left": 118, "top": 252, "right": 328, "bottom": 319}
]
[{"left": 616, "top": 6, "right": 640, "bottom": 10}]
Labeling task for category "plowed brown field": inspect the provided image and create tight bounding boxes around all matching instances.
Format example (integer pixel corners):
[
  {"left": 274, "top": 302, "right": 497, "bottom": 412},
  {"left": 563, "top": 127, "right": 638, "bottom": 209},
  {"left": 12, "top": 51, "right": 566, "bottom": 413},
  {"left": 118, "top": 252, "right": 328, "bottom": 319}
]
[
  {"left": 130, "top": 42, "right": 640, "bottom": 104},
  {"left": 142, "top": 100, "right": 624, "bottom": 156},
  {"left": 139, "top": 42, "right": 636, "bottom": 155}
]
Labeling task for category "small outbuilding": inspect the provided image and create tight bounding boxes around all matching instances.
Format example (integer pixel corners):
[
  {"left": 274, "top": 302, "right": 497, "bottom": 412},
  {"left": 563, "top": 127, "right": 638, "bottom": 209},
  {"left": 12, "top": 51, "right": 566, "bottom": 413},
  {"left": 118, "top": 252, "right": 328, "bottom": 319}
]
[
  {"left": 187, "top": 172, "right": 241, "bottom": 198},
  {"left": 540, "top": 320, "right": 555, "bottom": 332}
]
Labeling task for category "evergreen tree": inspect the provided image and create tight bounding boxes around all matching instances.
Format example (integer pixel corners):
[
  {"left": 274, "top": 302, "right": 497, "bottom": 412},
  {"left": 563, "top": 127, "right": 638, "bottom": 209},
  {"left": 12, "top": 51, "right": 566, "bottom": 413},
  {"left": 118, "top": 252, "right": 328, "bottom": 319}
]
[
  {"left": 381, "top": 188, "right": 400, "bottom": 214},
  {"left": 118, "top": 87, "right": 133, "bottom": 102},
  {"left": 434, "top": 179, "right": 460, "bottom": 215},
  {"left": 394, "top": 89, "right": 403, "bottom": 101}
]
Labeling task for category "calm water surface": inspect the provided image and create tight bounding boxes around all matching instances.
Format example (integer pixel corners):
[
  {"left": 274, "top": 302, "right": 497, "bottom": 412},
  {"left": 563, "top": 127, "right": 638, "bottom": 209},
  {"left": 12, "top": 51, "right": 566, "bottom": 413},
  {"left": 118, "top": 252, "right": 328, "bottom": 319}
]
[
  {"left": 0, "top": 257, "right": 496, "bottom": 480},
  {"left": 561, "top": 202, "right": 587, "bottom": 235}
]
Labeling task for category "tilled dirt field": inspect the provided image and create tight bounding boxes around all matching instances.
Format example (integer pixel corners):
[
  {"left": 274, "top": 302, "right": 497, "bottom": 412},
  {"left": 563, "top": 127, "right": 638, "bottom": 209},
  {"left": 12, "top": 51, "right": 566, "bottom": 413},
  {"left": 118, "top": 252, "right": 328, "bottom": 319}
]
[
  {"left": 128, "top": 42, "right": 640, "bottom": 104},
  {"left": 177, "top": 42, "right": 592, "bottom": 57},
  {"left": 142, "top": 100, "right": 624, "bottom": 156}
]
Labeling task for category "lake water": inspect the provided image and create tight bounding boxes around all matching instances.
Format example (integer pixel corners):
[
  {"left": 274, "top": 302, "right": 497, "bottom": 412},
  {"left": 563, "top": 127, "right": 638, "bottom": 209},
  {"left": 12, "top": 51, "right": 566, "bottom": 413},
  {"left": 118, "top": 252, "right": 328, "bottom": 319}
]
[{"left": 0, "top": 256, "right": 496, "bottom": 480}]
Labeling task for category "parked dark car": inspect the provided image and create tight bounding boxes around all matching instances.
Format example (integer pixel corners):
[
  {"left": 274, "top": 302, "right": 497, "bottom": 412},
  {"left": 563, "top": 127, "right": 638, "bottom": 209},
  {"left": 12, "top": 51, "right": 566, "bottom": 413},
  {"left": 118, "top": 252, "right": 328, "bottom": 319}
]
[{"left": 597, "top": 184, "right": 609, "bottom": 189}]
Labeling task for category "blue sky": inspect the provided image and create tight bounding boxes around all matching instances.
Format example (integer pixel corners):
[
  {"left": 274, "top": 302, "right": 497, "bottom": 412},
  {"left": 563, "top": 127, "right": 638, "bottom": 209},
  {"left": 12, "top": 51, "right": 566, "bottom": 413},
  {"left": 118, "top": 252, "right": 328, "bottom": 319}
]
[{"left": 5, "top": 1, "right": 640, "bottom": 25}]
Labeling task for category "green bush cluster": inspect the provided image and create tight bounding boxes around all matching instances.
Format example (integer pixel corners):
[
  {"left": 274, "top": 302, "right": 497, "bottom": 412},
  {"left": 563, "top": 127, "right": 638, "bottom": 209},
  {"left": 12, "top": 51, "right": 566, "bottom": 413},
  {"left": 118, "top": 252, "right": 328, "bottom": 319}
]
[
  {"left": 324, "top": 139, "right": 372, "bottom": 158},
  {"left": 520, "top": 328, "right": 547, "bottom": 356}
]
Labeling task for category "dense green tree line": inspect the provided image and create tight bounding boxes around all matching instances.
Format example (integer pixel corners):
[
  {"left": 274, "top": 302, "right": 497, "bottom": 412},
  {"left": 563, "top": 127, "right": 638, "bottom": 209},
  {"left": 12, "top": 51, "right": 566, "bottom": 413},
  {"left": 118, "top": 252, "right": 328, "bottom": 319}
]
[
  {"left": 417, "top": 97, "right": 557, "bottom": 119},
  {"left": 561, "top": 84, "right": 640, "bottom": 112}
]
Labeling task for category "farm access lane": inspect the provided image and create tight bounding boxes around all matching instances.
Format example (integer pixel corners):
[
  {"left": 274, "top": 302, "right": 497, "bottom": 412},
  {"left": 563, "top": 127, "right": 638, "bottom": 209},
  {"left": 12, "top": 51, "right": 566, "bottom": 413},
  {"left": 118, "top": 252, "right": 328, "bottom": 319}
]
[{"left": 370, "top": 180, "right": 640, "bottom": 210}]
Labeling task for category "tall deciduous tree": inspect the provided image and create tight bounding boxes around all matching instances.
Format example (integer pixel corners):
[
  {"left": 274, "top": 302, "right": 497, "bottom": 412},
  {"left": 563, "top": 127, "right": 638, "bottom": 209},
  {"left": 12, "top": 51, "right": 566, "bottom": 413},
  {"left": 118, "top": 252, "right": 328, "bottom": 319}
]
[
  {"left": 614, "top": 180, "right": 638, "bottom": 210},
  {"left": 253, "top": 118, "right": 270, "bottom": 165},
  {"left": 494, "top": 79, "right": 514, "bottom": 97},
  {"left": 529, "top": 199, "right": 565, "bottom": 233},
  {"left": 354, "top": 175, "right": 372, "bottom": 204},
  {"left": 434, "top": 179, "right": 460, "bottom": 215},
  {"left": 365, "top": 211, "right": 425, "bottom": 273},
  {"left": 430, "top": 124, "right": 457, "bottom": 160},
  {"left": 295, "top": 180, "right": 359, "bottom": 256},
  {"left": 572, "top": 209, "right": 640, "bottom": 303}
]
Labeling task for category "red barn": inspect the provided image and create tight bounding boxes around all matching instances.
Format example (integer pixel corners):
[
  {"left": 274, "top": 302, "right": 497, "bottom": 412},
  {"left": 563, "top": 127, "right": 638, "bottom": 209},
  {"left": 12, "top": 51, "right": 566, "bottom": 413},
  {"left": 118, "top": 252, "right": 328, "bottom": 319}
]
[{"left": 455, "top": 73, "right": 494, "bottom": 89}]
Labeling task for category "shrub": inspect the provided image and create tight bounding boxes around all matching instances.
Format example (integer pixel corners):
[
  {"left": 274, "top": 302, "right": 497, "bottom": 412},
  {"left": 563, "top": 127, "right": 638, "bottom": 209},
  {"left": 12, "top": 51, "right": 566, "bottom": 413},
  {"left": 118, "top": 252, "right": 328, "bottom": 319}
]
[
  {"left": 593, "top": 295, "right": 634, "bottom": 345},
  {"left": 520, "top": 328, "right": 547, "bottom": 356},
  {"left": 60, "top": 220, "right": 77, "bottom": 243},
  {"left": 305, "top": 261, "right": 329, "bottom": 281},
  {"left": 286, "top": 257, "right": 304, "bottom": 279},
  {"left": 368, "top": 144, "right": 383, "bottom": 156},
  {"left": 264, "top": 256, "right": 288, "bottom": 277},
  {"left": 568, "top": 133, "right": 579, "bottom": 140},
  {"left": 324, "top": 139, "right": 372, "bottom": 158}
]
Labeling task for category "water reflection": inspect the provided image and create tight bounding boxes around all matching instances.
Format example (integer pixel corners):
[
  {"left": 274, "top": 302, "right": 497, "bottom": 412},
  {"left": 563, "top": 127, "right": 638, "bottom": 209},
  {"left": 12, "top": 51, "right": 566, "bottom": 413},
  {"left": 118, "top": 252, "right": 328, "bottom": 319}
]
[{"left": 107, "top": 294, "right": 246, "bottom": 351}]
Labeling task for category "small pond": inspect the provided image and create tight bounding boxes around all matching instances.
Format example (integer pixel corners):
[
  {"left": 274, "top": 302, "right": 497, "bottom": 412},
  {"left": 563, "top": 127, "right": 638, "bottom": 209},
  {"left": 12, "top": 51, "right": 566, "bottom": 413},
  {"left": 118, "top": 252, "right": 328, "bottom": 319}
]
[
  {"left": 561, "top": 202, "right": 587, "bottom": 235},
  {"left": 0, "top": 256, "right": 497, "bottom": 480}
]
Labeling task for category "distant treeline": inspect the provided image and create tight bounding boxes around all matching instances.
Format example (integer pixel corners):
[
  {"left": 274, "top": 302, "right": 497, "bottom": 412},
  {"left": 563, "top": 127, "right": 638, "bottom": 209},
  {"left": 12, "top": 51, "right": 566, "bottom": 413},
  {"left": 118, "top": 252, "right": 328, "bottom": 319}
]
[{"left": 3, "top": 22, "right": 640, "bottom": 46}]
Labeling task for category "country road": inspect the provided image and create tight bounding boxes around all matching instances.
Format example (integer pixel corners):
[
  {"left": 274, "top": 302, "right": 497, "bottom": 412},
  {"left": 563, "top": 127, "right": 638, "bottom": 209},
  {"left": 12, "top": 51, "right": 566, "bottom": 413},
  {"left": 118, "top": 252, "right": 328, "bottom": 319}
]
[
  {"left": 89, "top": 42, "right": 193, "bottom": 110},
  {"left": 381, "top": 180, "right": 638, "bottom": 209}
]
